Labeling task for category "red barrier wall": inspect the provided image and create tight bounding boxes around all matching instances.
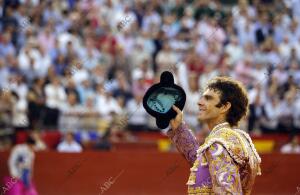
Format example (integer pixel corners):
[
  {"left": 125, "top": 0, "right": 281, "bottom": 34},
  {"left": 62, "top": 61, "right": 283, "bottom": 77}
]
[{"left": 0, "top": 151, "right": 299, "bottom": 195}]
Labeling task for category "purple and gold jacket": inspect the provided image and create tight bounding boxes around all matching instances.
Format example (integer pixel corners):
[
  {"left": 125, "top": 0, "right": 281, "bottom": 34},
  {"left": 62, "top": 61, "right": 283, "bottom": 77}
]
[{"left": 167, "top": 122, "right": 261, "bottom": 195}]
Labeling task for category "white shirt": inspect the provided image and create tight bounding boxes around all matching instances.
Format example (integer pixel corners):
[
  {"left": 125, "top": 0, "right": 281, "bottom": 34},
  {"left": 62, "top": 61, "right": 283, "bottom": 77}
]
[
  {"left": 197, "top": 20, "right": 226, "bottom": 43},
  {"left": 132, "top": 68, "right": 154, "bottom": 81},
  {"left": 225, "top": 44, "right": 244, "bottom": 65},
  {"left": 142, "top": 11, "right": 161, "bottom": 32},
  {"left": 278, "top": 100, "right": 294, "bottom": 118},
  {"left": 272, "top": 69, "right": 289, "bottom": 86},
  {"left": 0, "top": 66, "right": 9, "bottom": 87},
  {"left": 57, "top": 141, "right": 82, "bottom": 153},
  {"left": 78, "top": 49, "right": 101, "bottom": 70},
  {"left": 58, "top": 32, "right": 81, "bottom": 52},
  {"left": 237, "top": 22, "right": 256, "bottom": 46},
  {"left": 126, "top": 99, "right": 147, "bottom": 125},
  {"left": 10, "top": 83, "right": 28, "bottom": 101},
  {"left": 156, "top": 50, "right": 178, "bottom": 72},
  {"left": 261, "top": 101, "right": 281, "bottom": 129},
  {"left": 12, "top": 98, "right": 28, "bottom": 127},
  {"left": 116, "top": 34, "right": 135, "bottom": 56},
  {"left": 248, "top": 87, "right": 267, "bottom": 105},
  {"left": 281, "top": 143, "right": 300, "bottom": 154},
  {"left": 71, "top": 68, "right": 89, "bottom": 85},
  {"left": 184, "top": 90, "right": 200, "bottom": 129},
  {"left": 44, "top": 84, "right": 67, "bottom": 109},
  {"left": 96, "top": 94, "right": 122, "bottom": 118},
  {"left": 279, "top": 41, "right": 291, "bottom": 59}
]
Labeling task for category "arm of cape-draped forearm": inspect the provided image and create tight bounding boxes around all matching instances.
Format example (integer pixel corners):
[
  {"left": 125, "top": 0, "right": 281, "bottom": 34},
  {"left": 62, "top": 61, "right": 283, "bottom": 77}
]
[
  {"left": 167, "top": 122, "right": 199, "bottom": 165},
  {"left": 205, "top": 143, "right": 243, "bottom": 194}
]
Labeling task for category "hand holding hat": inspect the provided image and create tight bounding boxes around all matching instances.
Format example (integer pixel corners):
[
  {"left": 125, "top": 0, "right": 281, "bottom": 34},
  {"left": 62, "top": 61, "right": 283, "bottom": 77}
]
[
  {"left": 170, "top": 105, "right": 183, "bottom": 131},
  {"left": 143, "top": 71, "right": 186, "bottom": 129}
]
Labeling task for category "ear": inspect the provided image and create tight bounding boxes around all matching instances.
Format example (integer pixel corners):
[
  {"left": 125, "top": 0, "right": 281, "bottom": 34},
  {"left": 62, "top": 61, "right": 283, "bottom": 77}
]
[{"left": 220, "top": 102, "right": 231, "bottom": 114}]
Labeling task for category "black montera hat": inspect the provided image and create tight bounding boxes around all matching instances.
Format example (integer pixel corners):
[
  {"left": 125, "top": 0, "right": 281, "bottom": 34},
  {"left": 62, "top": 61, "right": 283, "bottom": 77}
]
[{"left": 143, "top": 71, "right": 186, "bottom": 129}]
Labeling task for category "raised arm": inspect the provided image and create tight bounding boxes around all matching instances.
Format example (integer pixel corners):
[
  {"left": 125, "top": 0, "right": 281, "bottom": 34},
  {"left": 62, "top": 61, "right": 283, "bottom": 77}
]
[{"left": 167, "top": 106, "right": 199, "bottom": 165}]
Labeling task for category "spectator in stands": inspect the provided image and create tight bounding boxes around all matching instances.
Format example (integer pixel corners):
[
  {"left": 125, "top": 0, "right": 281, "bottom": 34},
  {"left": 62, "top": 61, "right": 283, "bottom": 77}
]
[
  {"left": 44, "top": 76, "right": 66, "bottom": 128},
  {"left": 281, "top": 135, "right": 300, "bottom": 154},
  {"left": 278, "top": 92, "right": 297, "bottom": 133},
  {"left": 37, "top": 25, "right": 55, "bottom": 54},
  {"left": 0, "top": 89, "right": 13, "bottom": 128},
  {"left": 248, "top": 84, "right": 266, "bottom": 133},
  {"left": 129, "top": 41, "right": 152, "bottom": 69},
  {"left": 112, "top": 71, "right": 133, "bottom": 105},
  {"left": 0, "top": 32, "right": 16, "bottom": 58},
  {"left": 255, "top": 13, "right": 272, "bottom": 45},
  {"left": 198, "top": 63, "right": 219, "bottom": 90},
  {"left": 126, "top": 92, "right": 148, "bottom": 131},
  {"left": 184, "top": 73, "right": 200, "bottom": 130},
  {"left": 185, "top": 47, "right": 205, "bottom": 75},
  {"left": 90, "top": 65, "right": 107, "bottom": 86},
  {"left": 27, "top": 78, "right": 46, "bottom": 130},
  {"left": 64, "top": 78, "right": 80, "bottom": 104},
  {"left": 95, "top": 83, "right": 122, "bottom": 122},
  {"left": 260, "top": 96, "right": 281, "bottom": 133},
  {"left": 10, "top": 74, "right": 28, "bottom": 101},
  {"left": 53, "top": 53, "right": 68, "bottom": 76},
  {"left": 71, "top": 63, "right": 89, "bottom": 86},
  {"left": 80, "top": 96, "right": 100, "bottom": 131},
  {"left": 77, "top": 79, "right": 95, "bottom": 105},
  {"left": 131, "top": 59, "right": 154, "bottom": 84},
  {"left": 110, "top": 97, "right": 133, "bottom": 141},
  {"left": 0, "top": 58, "right": 9, "bottom": 87},
  {"left": 11, "top": 91, "right": 29, "bottom": 133},
  {"left": 59, "top": 92, "right": 84, "bottom": 132},
  {"left": 57, "top": 132, "right": 82, "bottom": 153},
  {"left": 234, "top": 56, "right": 255, "bottom": 86},
  {"left": 155, "top": 42, "right": 178, "bottom": 74},
  {"left": 225, "top": 35, "right": 244, "bottom": 65},
  {"left": 132, "top": 71, "right": 150, "bottom": 98}
]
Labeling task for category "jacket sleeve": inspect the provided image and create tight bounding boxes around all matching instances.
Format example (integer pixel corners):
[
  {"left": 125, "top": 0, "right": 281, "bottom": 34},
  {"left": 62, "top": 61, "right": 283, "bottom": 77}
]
[
  {"left": 167, "top": 122, "right": 199, "bottom": 165},
  {"left": 205, "top": 142, "right": 243, "bottom": 195}
]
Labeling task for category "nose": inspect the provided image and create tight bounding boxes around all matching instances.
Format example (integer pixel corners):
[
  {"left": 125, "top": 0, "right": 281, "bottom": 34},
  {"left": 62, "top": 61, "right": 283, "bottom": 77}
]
[{"left": 198, "top": 96, "right": 204, "bottom": 108}]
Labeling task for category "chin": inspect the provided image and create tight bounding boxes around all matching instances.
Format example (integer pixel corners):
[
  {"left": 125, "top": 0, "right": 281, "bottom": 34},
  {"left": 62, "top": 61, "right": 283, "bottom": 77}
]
[{"left": 197, "top": 116, "right": 206, "bottom": 123}]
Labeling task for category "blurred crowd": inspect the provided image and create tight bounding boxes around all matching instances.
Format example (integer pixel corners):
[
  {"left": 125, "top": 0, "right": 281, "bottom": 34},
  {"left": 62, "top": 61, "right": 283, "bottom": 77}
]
[{"left": 1, "top": 0, "right": 300, "bottom": 148}]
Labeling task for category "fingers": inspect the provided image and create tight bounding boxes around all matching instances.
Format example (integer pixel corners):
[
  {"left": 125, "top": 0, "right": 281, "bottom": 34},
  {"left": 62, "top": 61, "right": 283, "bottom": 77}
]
[
  {"left": 172, "top": 105, "right": 181, "bottom": 114},
  {"left": 170, "top": 119, "right": 174, "bottom": 125}
]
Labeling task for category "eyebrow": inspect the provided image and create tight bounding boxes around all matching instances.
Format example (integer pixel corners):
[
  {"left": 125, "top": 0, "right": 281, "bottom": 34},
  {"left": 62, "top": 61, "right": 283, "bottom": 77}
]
[{"left": 203, "top": 94, "right": 214, "bottom": 100}]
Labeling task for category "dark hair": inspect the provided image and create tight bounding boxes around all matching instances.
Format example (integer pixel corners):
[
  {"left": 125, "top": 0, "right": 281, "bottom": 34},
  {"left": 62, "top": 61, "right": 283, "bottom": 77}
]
[
  {"left": 206, "top": 77, "right": 249, "bottom": 127},
  {"left": 26, "top": 136, "right": 36, "bottom": 145}
]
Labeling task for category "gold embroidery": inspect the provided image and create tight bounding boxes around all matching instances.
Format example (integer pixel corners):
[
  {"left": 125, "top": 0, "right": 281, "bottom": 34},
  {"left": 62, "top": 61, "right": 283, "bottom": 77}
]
[
  {"left": 189, "top": 125, "right": 261, "bottom": 194},
  {"left": 212, "top": 128, "right": 248, "bottom": 157},
  {"left": 188, "top": 186, "right": 214, "bottom": 195},
  {"left": 197, "top": 127, "right": 249, "bottom": 165},
  {"left": 200, "top": 155, "right": 208, "bottom": 166},
  {"left": 190, "top": 158, "right": 200, "bottom": 171},
  {"left": 234, "top": 128, "right": 262, "bottom": 175},
  {"left": 187, "top": 172, "right": 196, "bottom": 185}
]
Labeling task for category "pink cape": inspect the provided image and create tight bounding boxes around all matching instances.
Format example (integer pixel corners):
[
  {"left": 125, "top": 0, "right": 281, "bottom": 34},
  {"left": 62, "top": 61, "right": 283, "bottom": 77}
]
[{"left": 3, "top": 176, "right": 38, "bottom": 195}]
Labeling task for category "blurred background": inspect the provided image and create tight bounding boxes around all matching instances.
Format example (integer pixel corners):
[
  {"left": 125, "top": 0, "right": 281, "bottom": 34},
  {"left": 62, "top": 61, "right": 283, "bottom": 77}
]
[{"left": 0, "top": 0, "right": 300, "bottom": 194}]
